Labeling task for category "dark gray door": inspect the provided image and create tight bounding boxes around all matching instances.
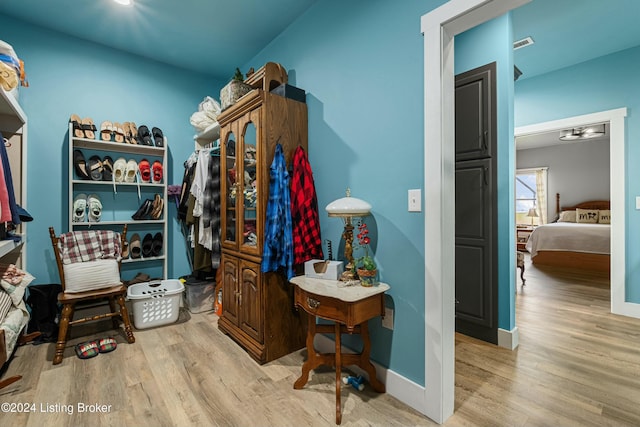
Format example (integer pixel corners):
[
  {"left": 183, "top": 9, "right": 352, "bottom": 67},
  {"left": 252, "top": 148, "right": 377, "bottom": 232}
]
[{"left": 455, "top": 62, "right": 498, "bottom": 344}]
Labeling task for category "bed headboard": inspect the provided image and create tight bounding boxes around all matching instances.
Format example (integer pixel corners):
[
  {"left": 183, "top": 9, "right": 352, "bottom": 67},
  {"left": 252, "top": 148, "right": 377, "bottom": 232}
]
[{"left": 555, "top": 192, "right": 610, "bottom": 215}]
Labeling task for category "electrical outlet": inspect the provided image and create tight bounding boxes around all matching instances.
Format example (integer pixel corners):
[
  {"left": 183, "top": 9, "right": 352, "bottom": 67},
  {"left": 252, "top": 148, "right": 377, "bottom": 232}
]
[{"left": 382, "top": 307, "right": 394, "bottom": 330}]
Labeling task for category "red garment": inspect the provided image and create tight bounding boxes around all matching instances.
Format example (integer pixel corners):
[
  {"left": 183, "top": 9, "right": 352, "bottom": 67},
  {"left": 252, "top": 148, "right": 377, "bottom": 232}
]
[
  {"left": 290, "top": 146, "right": 323, "bottom": 264},
  {"left": 0, "top": 157, "right": 10, "bottom": 222}
]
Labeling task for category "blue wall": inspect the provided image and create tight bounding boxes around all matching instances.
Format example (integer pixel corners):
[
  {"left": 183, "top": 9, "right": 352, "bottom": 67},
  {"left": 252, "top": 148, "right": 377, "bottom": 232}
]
[
  {"left": 246, "top": 0, "right": 446, "bottom": 384},
  {"left": 515, "top": 45, "right": 640, "bottom": 302},
  {"left": 455, "top": 14, "right": 516, "bottom": 331},
  {"left": 0, "top": 15, "right": 225, "bottom": 284}
]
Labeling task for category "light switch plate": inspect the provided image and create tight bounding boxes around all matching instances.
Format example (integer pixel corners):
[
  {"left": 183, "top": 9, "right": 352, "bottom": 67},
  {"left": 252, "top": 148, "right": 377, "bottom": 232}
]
[
  {"left": 408, "top": 189, "right": 421, "bottom": 212},
  {"left": 636, "top": 196, "right": 640, "bottom": 210},
  {"left": 382, "top": 307, "right": 394, "bottom": 330}
]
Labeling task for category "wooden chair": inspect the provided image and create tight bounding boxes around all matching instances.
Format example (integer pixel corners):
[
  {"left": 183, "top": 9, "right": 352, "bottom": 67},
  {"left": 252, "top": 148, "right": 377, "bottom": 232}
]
[{"left": 48, "top": 226, "right": 135, "bottom": 365}]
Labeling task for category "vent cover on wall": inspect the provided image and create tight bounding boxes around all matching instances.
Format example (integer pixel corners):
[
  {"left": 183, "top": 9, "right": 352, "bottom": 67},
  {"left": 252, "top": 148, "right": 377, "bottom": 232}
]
[{"left": 513, "top": 36, "right": 534, "bottom": 50}]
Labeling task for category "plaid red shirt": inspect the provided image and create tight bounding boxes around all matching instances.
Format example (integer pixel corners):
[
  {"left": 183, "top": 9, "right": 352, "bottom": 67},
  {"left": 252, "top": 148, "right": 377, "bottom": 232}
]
[
  {"left": 290, "top": 146, "right": 323, "bottom": 265},
  {"left": 58, "top": 230, "right": 121, "bottom": 264}
]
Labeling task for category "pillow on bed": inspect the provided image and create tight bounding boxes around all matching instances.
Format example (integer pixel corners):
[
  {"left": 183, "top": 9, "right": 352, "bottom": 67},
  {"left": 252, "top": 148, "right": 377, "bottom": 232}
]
[
  {"left": 576, "top": 208, "right": 599, "bottom": 224},
  {"left": 599, "top": 210, "right": 611, "bottom": 224},
  {"left": 558, "top": 210, "right": 576, "bottom": 222}
]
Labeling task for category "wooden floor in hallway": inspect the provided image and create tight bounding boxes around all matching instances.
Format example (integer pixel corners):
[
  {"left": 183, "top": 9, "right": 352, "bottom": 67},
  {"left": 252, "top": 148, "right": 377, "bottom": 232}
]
[{"left": 1, "top": 255, "right": 639, "bottom": 426}]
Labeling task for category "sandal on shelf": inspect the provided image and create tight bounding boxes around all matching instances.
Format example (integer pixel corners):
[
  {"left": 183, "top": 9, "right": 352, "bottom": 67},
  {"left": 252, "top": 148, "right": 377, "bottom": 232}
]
[
  {"left": 151, "top": 194, "right": 163, "bottom": 220},
  {"left": 112, "top": 122, "right": 125, "bottom": 143},
  {"left": 152, "top": 127, "right": 164, "bottom": 147},
  {"left": 129, "top": 234, "right": 142, "bottom": 259},
  {"left": 88, "top": 155, "right": 103, "bottom": 181},
  {"left": 73, "top": 149, "right": 90, "bottom": 180},
  {"left": 151, "top": 232, "right": 163, "bottom": 256},
  {"left": 137, "top": 125, "right": 152, "bottom": 146},
  {"left": 129, "top": 122, "right": 138, "bottom": 145},
  {"left": 152, "top": 160, "right": 163, "bottom": 184},
  {"left": 81, "top": 117, "right": 97, "bottom": 139},
  {"left": 122, "top": 122, "right": 131, "bottom": 144},
  {"left": 102, "top": 156, "right": 114, "bottom": 182},
  {"left": 87, "top": 194, "right": 102, "bottom": 222},
  {"left": 138, "top": 159, "right": 151, "bottom": 183},
  {"left": 100, "top": 121, "right": 113, "bottom": 141},
  {"left": 141, "top": 233, "right": 153, "bottom": 257},
  {"left": 113, "top": 157, "right": 127, "bottom": 183},
  {"left": 70, "top": 114, "right": 84, "bottom": 138},
  {"left": 98, "top": 337, "right": 117, "bottom": 353},
  {"left": 75, "top": 341, "right": 99, "bottom": 359},
  {"left": 125, "top": 159, "right": 138, "bottom": 183},
  {"left": 72, "top": 193, "right": 87, "bottom": 222}
]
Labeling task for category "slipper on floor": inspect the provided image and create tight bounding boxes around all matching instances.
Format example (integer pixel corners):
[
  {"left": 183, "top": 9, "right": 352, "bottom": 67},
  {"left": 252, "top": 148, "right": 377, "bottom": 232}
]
[
  {"left": 73, "top": 149, "right": 90, "bottom": 180},
  {"left": 137, "top": 125, "right": 152, "bottom": 146},
  {"left": 125, "top": 159, "right": 138, "bottom": 183},
  {"left": 113, "top": 157, "right": 127, "bottom": 183},
  {"left": 138, "top": 159, "right": 151, "bottom": 183},
  {"left": 81, "top": 117, "right": 97, "bottom": 139},
  {"left": 100, "top": 121, "right": 113, "bottom": 141},
  {"left": 112, "top": 122, "right": 125, "bottom": 143},
  {"left": 98, "top": 337, "right": 117, "bottom": 353},
  {"left": 87, "top": 194, "right": 102, "bottom": 222},
  {"left": 151, "top": 232, "right": 163, "bottom": 256},
  {"left": 142, "top": 233, "right": 153, "bottom": 257},
  {"left": 152, "top": 160, "right": 163, "bottom": 184},
  {"left": 152, "top": 127, "right": 164, "bottom": 147},
  {"left": 73, "top": 193, "right": 87, "bottom": 222},
  {"left": 70, "top": 114, "right": 84, "bottom": 138},
  {"left": 88, "top": 155, "right": 103, "bottom": 181},
  {"left": 75, "top": 340, "right": 99, "bottom": 359},
  {"left": 129, "top": 233, "right": 142, "bottom": 259},
  {"left": 102, "top": 156, "right": 114, "bottom": 181}
]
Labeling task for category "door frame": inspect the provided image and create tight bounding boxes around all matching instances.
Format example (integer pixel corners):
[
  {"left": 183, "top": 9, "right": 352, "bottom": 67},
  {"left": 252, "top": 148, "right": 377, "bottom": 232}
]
[
  {"left": 515, "top": 108, "right": 631, "bottom": 317},
  {"left": 420, "top": 0, "right": 530, "bottom": 423}
]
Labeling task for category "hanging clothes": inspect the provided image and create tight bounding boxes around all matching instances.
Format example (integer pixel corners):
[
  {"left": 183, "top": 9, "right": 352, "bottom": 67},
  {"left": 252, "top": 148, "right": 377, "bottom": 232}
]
[
  {"left": 202, "top": 155, "right": 221, "bottom": 268},
  {"left": 290, "top": 145, "right": 323, "bottom": 264},
  {"left": 261, "top": 143, "right": 294, "bottom": 279},
  {"left": 0, "top": 131, "right": 19, "bottom": 225}
]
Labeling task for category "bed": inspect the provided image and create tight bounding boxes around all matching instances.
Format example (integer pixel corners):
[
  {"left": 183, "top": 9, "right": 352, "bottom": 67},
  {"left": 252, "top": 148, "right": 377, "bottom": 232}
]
[{"left": 525, "top": 193, "right": 610, "bottom": 272}]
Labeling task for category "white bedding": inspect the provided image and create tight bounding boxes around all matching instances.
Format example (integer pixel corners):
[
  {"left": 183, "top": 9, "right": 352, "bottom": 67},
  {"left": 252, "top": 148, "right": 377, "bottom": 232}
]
[{"left": 525, "top": 222, "right": 611, "bottom": 258}]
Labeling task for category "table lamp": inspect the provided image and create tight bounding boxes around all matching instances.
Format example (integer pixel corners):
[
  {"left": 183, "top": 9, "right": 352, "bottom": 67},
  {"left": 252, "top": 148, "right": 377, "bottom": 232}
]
[
  {"left": 326, "top": 188, "right": 371, "bottom": 280},
  {"left": 527, "top": 207, "right": 538, "bottom": 225}
]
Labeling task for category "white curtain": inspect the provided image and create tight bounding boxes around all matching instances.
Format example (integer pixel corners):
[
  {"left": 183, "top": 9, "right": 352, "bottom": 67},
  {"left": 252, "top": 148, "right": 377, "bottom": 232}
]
[{"left": 535, "top": 168, "right": 548, "bottom": 224}]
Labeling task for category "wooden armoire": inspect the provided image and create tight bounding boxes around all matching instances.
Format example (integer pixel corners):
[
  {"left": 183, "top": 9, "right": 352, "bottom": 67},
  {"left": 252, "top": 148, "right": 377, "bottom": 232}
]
[{"left": 217, "top": 62, "right": 307, "bottom": 364}]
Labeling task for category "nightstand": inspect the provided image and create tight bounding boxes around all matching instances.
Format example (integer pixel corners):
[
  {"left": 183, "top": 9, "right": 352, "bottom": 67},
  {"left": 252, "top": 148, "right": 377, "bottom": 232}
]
[{"left": 517, "top": 226, "right": 535, "bottom": 251}]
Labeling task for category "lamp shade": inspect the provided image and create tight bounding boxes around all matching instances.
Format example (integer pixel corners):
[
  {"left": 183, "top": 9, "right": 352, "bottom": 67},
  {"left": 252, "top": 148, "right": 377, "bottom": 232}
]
[
  {"left": 527, "top": 208, "right": 538, "bottom": 218},
  {"left": 326, "top": 189, "right": 371, "bottom": 217}
]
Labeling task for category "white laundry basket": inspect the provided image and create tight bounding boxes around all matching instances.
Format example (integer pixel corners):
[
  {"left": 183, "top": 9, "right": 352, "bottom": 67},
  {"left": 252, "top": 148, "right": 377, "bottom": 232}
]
[{"left": 127, "top": 280, "right": 184, "bottom": 329}]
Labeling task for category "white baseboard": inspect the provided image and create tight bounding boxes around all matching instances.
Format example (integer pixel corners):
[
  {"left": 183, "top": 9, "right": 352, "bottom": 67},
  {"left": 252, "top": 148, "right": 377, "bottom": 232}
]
[
  {"left": 612, "top": 301, "right": 640, "bottom": 319},
  {"left": 315, "top": 334, "right": 429, "bottom": 417},
  {"left": 497, "top": 326, "right": 519, "bottom": 350}
]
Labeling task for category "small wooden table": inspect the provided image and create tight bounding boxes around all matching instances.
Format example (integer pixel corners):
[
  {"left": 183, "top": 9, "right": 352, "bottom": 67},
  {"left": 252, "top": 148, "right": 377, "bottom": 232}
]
[{"left": 289, "top": 276, "right": 390, "bottom": 425}]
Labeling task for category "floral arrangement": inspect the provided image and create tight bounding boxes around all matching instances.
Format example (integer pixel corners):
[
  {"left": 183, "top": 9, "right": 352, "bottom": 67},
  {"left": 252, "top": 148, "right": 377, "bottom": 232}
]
[{"left": 354, "top": 220, "right": 376, "bottom": 272}]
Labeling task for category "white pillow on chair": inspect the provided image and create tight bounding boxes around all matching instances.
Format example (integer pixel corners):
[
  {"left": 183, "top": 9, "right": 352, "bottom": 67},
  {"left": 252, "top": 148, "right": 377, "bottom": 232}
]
[{"left": 63, "top": 259, "right": 121, "bottom": 293}]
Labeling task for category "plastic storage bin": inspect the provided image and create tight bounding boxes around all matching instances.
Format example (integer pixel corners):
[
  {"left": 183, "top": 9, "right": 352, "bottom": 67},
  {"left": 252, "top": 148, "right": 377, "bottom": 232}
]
[
  {"left": 182, "top": 276, "right": 215, "bottom": 313},
  {"left": 127, "top": 279, "right": 184, "bottom": 329}
]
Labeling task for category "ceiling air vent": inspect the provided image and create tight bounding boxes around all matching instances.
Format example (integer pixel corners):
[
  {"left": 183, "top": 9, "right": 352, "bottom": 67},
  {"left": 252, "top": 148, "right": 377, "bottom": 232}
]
[{"left": 513, "top": 36, "right": 534, "bottom": 50}]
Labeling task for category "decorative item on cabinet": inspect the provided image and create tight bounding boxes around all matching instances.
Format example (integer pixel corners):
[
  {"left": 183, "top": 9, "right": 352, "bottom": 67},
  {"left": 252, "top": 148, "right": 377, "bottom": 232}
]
[
  {"left": 68, "top": 121, "right": 168, "bottom": 281},
  {"left": 220, "top": 68, "right": 254, "bottom": 111},
  {"left": 217, "top": 62, "right": 308, "bottom": 364}
]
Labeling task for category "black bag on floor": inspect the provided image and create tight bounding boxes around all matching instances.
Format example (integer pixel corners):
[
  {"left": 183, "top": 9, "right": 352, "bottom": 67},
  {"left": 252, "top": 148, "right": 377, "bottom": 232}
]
[{"left": 26, "top": 284, "right": 62, "bottom": 344}]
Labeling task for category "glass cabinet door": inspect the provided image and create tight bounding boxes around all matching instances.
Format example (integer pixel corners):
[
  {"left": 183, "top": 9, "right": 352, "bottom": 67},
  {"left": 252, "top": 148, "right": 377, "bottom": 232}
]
[
  {"left": 241, "top": 121, "right": 258, "bottom": 251},
  {"left": 224, "top": 131, "right": 237, "bottom": 246}
]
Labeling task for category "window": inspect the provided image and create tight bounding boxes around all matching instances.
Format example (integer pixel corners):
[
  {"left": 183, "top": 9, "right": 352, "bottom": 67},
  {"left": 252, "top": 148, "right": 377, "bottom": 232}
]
[{"left": 516, "top": 168, "right": 548, "bottom": 225}]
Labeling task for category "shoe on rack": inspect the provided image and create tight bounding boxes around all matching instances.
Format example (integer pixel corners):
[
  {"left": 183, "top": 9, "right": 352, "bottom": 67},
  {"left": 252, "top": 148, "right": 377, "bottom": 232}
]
[
  {"left": 151, "top": 232, "right": 163, "bottom": 256},
  {"left": 112, "top": 122, "right": 125, "bottom": 143},
  {"left": 72, "top": 193, "right": 87, "bottom": 222},
  {"left": 138, "top": 159, "right": 151, "bottom": 183},
  {"left": 151, "top": 194, "right": 163, "bottom": 220},
  {"left": 152, "top": 160, "right": 163, "bottom": 184},
  {"left": 100, "top": 121, "right": 113, "bottom": 141},
  {"left": 137, "top": 125, "right": 152, "bottom": 146},
  {"left": 141, "top": 233, "right": 153, "bottom": 257},
  {"left": 81, "top": 117, "right": 97, "bottom": 139},
  {"left": 73, "top": 149, "right": 90, "bottom": 180},
  {"left": 125, "top": 159, "right": 138, "bottom": 183},
  {"left": 102, "top": 156, "right": 114, "bottom": 181},
  {"left": 88, "top": 155, "right": 103, "bottom": 181},
  {"left": 70, "top": 114, "right": 84, "bottom": 138},
  {"left": 129, "top": 234, "right": 142, "bottom": 259},
  {"left": 131, "top": 199, "right": 152, "bottom": 220},
  {"left": 113, "top": 157, "right": 126, "bottom": 183},
  {"left": 129, "top": 122, "right": 138, "bottom": 145},
  {"left": 87, "top": 194, "right": 102, "bottom": 222},
  {"left": 152, "top": 127, "right": 164, "bottom": 147}
]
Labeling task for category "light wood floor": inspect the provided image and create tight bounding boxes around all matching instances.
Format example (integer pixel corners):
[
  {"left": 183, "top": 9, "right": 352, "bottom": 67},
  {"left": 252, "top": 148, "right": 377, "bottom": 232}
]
[{"left": 1, "top": 256, "right": 639, "bottom": 426}]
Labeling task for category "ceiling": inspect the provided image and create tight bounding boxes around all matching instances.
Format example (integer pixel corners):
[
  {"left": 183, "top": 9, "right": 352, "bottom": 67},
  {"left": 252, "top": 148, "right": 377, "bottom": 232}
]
[
  {"left": 0, "top": 0, "right": 318, "bottom": 80},
  {"left": 0, "top": 0, "right": 638, "bottom": 150}
]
